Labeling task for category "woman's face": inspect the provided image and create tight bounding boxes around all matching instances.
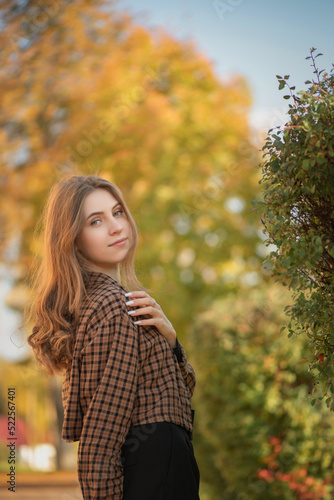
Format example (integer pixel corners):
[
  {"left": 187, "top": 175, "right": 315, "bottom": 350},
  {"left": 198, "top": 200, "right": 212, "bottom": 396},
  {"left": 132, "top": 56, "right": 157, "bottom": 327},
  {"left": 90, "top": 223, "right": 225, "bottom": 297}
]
[{"left": 76, "top": 188, "right": 131, "bottom": 275}]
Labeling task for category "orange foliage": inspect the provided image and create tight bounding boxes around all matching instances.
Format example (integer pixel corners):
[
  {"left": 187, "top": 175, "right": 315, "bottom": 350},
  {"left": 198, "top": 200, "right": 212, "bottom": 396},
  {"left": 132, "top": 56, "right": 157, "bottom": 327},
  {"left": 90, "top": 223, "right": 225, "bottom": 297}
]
[{"left": 257, "top": 437, "right": 333, "bottom": 499}]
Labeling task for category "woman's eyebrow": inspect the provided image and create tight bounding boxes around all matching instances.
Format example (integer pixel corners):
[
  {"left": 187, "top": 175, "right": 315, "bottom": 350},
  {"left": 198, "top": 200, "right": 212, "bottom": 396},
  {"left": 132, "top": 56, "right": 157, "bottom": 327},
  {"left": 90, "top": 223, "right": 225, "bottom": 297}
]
[{"left": 86, "top": 203, "right": 120, "bottom": 221}]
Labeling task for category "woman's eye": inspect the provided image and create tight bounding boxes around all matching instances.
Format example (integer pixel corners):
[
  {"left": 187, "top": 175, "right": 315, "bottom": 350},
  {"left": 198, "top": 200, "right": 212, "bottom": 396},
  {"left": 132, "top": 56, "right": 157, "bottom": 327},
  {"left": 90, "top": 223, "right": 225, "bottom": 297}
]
[{"left": 90, "top": 210, "right": 123, "bottom": 225}]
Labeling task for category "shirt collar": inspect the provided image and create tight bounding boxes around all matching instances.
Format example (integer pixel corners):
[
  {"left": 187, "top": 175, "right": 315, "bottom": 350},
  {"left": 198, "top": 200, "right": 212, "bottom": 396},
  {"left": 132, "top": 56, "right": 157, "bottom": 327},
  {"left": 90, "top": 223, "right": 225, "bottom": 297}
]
[{"left": 84, "top": 270, "right": 128, "bottom": 293}]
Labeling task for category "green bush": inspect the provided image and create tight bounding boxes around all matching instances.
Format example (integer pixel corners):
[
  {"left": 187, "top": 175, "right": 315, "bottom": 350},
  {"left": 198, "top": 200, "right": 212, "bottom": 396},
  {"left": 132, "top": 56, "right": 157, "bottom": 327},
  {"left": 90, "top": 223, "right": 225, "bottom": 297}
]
[
  {"left": 189, "top": 284, "right": 334, "bottom": 499},
  {"left": 255, "top": 49, "right": 334, "bottom": 410}
]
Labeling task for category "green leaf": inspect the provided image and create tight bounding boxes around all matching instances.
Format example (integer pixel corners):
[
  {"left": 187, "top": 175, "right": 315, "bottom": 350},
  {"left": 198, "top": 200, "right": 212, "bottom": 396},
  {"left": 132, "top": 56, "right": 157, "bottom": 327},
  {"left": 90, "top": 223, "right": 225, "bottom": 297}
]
[
  {"left": 328, "top": 248, "right": 334, "bottom": 258},
  {"left": 278, "top": 80, "right": 285, "bottom": 90},
  {"left": 302, "top": 159, "right": 309, "bottom": 171},
  {"left": 283, "top": 95, "right": 290, "bottom": 100}
]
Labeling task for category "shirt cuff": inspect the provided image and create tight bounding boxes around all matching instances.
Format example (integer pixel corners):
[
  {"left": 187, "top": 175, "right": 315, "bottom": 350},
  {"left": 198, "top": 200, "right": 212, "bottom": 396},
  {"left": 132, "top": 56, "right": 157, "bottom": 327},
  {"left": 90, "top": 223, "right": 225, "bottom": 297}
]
[{"left": 172, "top": 337, "right": 183, "bottom": 363}]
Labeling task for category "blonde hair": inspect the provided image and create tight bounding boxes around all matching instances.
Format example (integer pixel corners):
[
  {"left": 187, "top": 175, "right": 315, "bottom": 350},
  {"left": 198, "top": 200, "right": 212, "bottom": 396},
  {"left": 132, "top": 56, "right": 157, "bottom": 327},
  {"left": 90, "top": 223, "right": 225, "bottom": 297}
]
[{"left": 25, "top": 175, "right": 149, "bottom": 375}]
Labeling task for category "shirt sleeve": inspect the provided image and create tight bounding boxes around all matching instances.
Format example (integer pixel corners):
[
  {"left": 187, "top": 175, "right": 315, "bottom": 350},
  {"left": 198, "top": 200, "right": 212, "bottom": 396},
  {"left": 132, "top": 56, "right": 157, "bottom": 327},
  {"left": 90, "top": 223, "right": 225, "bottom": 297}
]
[
  {"left": 172, "top": 337, "right": 196, "bottom": 400},
  {"left": 77, "top": 306, "right": 139, "bottom": 500}
]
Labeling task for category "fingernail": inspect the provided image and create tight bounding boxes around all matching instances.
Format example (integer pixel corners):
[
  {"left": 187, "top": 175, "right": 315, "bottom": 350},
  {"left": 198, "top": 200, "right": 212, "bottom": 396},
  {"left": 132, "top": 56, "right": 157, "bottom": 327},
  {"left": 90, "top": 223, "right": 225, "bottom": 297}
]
[
  {"left": 134, "top": 321, "right": 142, "bottom": 324},
  {"left": 124, "top": 292, "right": 132, "bottom": 297},
  {"left": 125, "top": 300, "right": 134, "bottom": 306},
  {"left": 127, "top": 310, "right": 136, "bottom": 315}
]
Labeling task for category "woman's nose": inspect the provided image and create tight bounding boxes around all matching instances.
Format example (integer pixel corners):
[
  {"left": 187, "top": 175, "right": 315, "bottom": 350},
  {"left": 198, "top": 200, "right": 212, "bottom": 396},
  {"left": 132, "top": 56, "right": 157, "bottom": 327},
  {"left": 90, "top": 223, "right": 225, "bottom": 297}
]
[{"left": 108, "top": 219, "right": 123, "bottom": 233}]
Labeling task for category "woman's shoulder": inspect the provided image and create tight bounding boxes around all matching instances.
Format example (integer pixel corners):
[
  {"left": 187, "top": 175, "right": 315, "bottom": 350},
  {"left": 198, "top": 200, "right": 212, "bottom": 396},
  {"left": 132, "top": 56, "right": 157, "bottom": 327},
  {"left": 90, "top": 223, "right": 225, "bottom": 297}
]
[{"left": 80, "top": 272, "right": 128, "bottom": 324}]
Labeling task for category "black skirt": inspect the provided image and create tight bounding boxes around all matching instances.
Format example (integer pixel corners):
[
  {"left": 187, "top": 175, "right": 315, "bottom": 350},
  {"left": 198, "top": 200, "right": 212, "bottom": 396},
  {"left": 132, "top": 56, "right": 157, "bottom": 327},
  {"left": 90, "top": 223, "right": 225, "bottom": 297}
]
[{"left": 121, "top": 422, "right": 200, "bottom": 500}]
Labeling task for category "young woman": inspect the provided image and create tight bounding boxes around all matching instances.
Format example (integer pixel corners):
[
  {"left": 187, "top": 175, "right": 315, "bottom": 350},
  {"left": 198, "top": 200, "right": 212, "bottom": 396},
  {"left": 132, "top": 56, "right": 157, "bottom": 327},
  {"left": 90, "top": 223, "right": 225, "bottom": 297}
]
[{"left": 26, "top": 175, "right": 200, "bottom": 500}]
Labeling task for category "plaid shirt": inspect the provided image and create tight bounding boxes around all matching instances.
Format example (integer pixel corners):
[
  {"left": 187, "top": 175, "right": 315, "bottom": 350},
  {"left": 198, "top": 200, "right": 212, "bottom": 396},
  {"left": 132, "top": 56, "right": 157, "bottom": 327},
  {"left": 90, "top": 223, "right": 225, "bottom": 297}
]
[{"left": 61, "top": 270, "right": 196, "bottom": 499}]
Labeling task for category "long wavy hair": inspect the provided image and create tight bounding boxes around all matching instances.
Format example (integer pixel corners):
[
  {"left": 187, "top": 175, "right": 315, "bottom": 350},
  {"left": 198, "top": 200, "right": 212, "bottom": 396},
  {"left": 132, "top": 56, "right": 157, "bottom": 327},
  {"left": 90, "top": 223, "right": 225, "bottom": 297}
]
[{"left": 25, "top": 175, "right": 150, "bottom": 376}]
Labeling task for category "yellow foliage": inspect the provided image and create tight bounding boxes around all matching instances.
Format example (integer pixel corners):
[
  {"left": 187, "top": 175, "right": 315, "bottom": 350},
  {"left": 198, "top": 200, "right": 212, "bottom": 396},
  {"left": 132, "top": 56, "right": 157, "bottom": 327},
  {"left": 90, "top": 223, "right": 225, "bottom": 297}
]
[{"left": 0, "top": 0, "right": 261, "bottom": 338}]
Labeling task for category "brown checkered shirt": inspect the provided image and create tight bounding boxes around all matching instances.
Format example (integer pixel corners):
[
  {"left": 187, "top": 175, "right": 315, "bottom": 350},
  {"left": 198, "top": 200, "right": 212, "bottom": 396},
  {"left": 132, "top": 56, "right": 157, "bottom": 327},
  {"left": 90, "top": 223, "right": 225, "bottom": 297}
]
[{"left": 61, "top": 271, "right": 196, "bottom": 499}]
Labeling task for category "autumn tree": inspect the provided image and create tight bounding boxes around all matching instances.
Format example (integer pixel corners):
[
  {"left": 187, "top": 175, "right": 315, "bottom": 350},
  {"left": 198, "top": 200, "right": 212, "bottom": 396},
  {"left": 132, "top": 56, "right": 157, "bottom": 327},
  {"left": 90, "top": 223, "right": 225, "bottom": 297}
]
[{"left": 0, "top": 0, "right": 262, "bottom": 336}]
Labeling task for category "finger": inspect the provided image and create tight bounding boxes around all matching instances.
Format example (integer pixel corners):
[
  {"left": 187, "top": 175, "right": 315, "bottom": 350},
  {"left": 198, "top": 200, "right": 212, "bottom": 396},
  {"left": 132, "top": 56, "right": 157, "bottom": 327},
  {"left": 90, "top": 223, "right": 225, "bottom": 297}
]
[
  {"left": 127, "top": 306, "right": 156, "bottom": 317},
  {"left": 125, "top": 297, "right": 155, "bottom": 308},
  {"left": 133, "top": 318, "right": 158, "bottom": 326},
  {"left": 124, "top": 291, "right": 148, "bottom": 299}
]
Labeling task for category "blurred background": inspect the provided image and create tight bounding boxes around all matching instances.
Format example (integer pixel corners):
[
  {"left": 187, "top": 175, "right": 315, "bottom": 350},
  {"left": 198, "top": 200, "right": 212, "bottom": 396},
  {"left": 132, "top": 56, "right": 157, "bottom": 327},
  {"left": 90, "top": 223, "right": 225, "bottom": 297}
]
[{"left": 0, "top": 0, "right": 333, "bottom": 498}]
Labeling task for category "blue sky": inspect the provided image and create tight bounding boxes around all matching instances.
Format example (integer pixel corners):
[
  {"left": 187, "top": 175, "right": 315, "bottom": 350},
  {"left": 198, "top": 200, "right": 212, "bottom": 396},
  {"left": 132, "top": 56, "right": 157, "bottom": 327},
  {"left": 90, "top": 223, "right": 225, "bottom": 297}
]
[{"left": 113, "top": 0, "right": 334, "bottom": 132}]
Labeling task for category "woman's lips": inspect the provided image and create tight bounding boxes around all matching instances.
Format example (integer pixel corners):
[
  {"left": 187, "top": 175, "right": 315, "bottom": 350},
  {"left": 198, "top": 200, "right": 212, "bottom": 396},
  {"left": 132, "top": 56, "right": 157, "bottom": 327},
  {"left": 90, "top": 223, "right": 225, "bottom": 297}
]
[{"left": 109, "top": 238, "right": 127, "bottom": 247}]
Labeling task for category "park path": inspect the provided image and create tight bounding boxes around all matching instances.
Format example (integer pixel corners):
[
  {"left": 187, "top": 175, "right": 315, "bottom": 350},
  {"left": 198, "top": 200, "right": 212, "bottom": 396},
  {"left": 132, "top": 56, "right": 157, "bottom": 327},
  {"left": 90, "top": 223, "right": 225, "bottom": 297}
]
[{"left": 0, "top": 470, "right": 83, "bottom": 500}]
